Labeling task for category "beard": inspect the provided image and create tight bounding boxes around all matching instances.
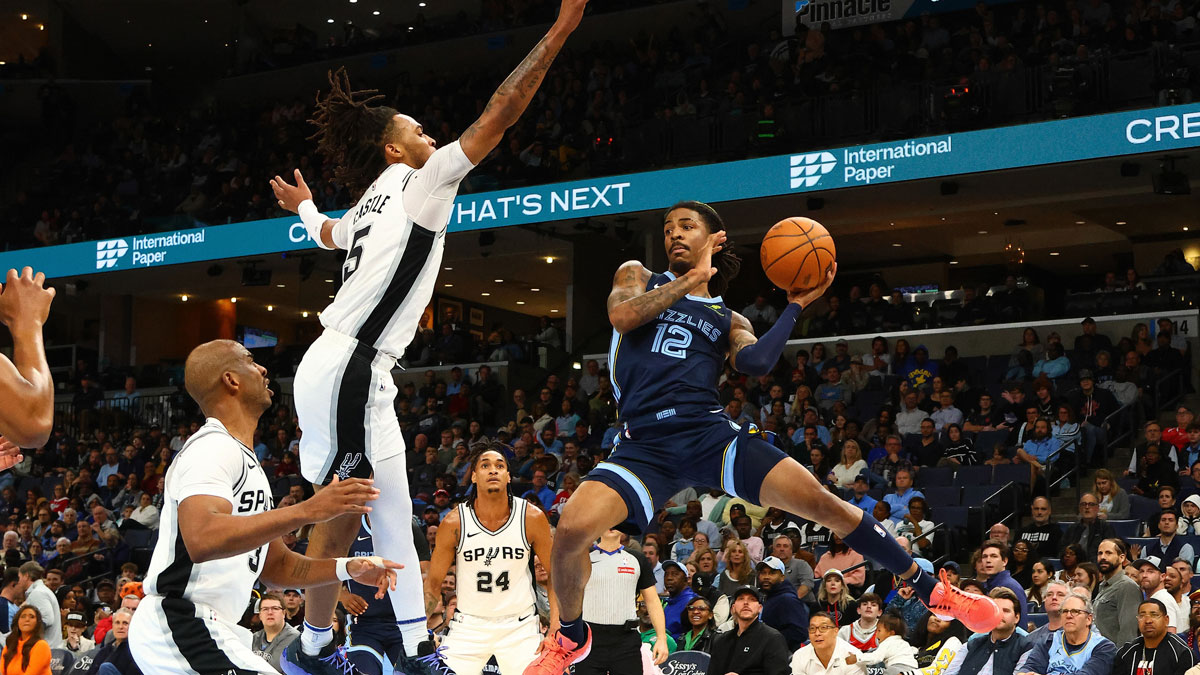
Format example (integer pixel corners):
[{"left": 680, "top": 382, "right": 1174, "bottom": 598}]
[{"left": 1097, "top": 559, "right": 1115, "bottom": 574}]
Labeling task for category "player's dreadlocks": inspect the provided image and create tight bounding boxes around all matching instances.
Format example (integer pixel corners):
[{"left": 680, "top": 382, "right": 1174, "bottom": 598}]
[
  {"left": 308, "top": 67, "right": 400, "bottom": 200},
  {"left": 665, "top": 200, "right": 742, "bottom": 298},
  {"left": 465, "top": 443, "right": 513, "bottom": 507}
]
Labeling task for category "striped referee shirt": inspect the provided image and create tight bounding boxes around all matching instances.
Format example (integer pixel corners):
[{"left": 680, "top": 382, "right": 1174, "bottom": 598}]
[{"left": 582, "top": 545, "right": 656, "bottom": 627}]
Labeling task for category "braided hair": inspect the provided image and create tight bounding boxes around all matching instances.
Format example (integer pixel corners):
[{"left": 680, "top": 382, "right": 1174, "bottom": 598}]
[
  {"left": 663, "top": 200, "right": 742, "bottom": 298},
  {"left": 308, "top": 67, "right": 400, "bottom": 200}
]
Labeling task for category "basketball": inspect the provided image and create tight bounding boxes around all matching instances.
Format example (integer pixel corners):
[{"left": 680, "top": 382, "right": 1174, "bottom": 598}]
[{"left": 760, "top": 217, "right": 836, "bottom": 293}]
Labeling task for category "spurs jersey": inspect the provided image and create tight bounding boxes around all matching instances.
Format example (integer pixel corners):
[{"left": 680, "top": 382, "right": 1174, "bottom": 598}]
[
  {"left": 454, "top": 497, "right": 536, "bottom": 618},
  {"left": 142, "top": 417, "right": 273, "bottom": 622},
  {"left": 318, "top": 141, "right": 475, "bottom": 357}
]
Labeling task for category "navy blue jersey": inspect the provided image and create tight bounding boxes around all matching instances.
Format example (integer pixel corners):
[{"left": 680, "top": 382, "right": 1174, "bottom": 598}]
[
  {"left": 346, "top": 516, "right": 430, "bottom": 624},
  {"left": 609, "top": 270, "right": 731, "bottom": 420}
]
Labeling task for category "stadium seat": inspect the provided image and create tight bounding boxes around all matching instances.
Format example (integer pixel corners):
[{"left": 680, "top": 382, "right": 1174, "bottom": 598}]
[
  {"left": 1130, "top": 495, "right": 1160, "bottom": 523},
  {"left": 974, "top": 430, "right": 1011, "bottom": 458},
  {"left": 1128, "top": 537, "right": 1157, "bottom": 553},
  {"left": 1057, "top": 522, "right": 1072, "bottom": 536},
  {"left": 915, "top": 467, "right": 953, "bottom": 489},
  {"left": 993, "top": 463, "right": 1032, "bottom": 487},
  {"left": 963, "top": 484, "right": 1007, "bottom": 507},
  {"left": 1044, "top": 558, "right": 1061, "bottom": 571},
  {"left": 954, "top": 465, "right": 993, "bottom": 486},
  {"left": 1108, "top": 519, "right": 1141, "bottom": 539},
  {"left": 49, "top": 649, "right": 72, "bottom": 675},
  {"left": 1026, "top": 613, "right": 1049, "bottom": 629},
  {"left": 923, "top": 486, "right": 961, "bottom": 508},
  {"left": 938, "top": 506, "right": 969, "bottom": 530}
]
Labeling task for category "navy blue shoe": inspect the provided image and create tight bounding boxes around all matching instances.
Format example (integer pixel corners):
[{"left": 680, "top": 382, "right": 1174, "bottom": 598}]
[
  {"left": 395, "top": 640, "right": 456, "bottom": 675},
  {"left": 280, "top": 643, "right": 363, "bottom": 675}
]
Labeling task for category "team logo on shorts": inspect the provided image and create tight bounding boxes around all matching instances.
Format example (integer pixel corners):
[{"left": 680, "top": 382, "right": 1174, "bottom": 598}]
[
  {"left": 336, "top": 452, "right": 364, "bottom": 479},
  {"left": 788, "top": 152, "right": 837, "bottom": 189},
  {"left": 96, "top": 239, "right": 129, "bottom": 269}
]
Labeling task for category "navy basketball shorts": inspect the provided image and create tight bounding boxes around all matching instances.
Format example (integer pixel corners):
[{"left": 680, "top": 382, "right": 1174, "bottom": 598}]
[
  {"left": 346, "top": 622, "right": 403, "bottom": 675},
  {"left": 585, "top": 406, "right": 788, "bottom": 533}
]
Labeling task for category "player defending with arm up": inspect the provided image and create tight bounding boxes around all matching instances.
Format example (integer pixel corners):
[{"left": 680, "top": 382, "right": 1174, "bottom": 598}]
[
  {"left": 0, "top": 267, "right": 56, "bottom": 462},
  {"left": 270, "top": 1, "right": 588, "bottom": 673},
  {"left": 524, "top": 202, "right": 1001, "bottom": 675}
]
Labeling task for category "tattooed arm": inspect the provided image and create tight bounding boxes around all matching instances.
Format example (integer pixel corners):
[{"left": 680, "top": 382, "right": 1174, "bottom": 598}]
[
  {"left": 608, "top": 262, "right": 695, "bottom": 334},
  {"left": 458, "top": 0, "right": 588, "bottom": 164},
  {"left": 259, "top": 539, "right": 400, "bottom": 598}
]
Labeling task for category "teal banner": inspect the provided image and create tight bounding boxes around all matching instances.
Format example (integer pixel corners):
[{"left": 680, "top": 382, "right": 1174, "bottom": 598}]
[{"left": 4, "top": 104, "right": 1199, "bottom": 279}]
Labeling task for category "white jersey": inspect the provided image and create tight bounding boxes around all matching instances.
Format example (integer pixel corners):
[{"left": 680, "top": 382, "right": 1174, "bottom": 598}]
[
  {"left": 143, "top": 417, "right": 273, "bottom": 622},
  {"left": 454, "top": 496, "right": 536, "bottom": 618},
  {"left": 319, "top": 141, "right": 476, "bottom": 358}
]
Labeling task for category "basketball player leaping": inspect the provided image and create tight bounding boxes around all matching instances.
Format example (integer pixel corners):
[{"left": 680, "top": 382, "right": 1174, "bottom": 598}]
[
  {"left": 425, "top": 448, "right": 555, "bottom": 674},
  {"left": 268, "top": 0, "right": 588, "bottom": 671},
  {"left": 523, "top": 201, "right": 1003, "bottom": 674}
]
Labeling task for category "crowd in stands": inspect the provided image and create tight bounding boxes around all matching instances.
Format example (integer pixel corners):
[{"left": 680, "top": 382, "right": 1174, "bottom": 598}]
[
  {"left": 7, "top": 0, "right": 1200, "bottom": 253},
  {"left": 0, "top": 302, "right": 1185, "bottom": 673}
]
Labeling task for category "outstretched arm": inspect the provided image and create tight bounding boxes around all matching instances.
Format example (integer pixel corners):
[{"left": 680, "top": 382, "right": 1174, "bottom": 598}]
[
  {"left": 730, "top": 264, "right": 837, "bottom": 375},
  {"left": 458, "top": 0, "right": 588, "bottom": 164},
  {"left": 260, "top": 539, "right": 400, "bottom": 598},
  {"left": 271, "top": 170, "right": 345, "bottom": 250},
  {"left": 0, "top": 267, "right": 55, "bottom": 449}
]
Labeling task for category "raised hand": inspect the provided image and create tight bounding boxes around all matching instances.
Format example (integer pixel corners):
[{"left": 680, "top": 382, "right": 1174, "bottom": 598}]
[
  {"left": 301, "top": 476, "right": 380, "bottom": 522},
  {"left": 0, "top": 267, "right": 55, "bottom": 332},
  {"left": 687, "top": 230, "right": 727, "bottom": 285},
  {"left": 270, "top": 169, "right": 313, "bottom": 214},
  {"left": 555, "top": 0, "right": 589, "bottom": 32}
]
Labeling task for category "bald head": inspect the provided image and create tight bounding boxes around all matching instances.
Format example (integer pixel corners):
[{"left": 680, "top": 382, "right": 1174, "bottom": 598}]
[{"left": 184, "top": 340, "right": 271, "bottom": 415}]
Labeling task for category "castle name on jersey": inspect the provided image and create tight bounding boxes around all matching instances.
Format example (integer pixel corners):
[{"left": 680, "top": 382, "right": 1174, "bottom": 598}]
[
  {"left": 352, "top": 194, "right": 392, "bottom": 223},
  {"left": 657, "top": 308, "right": 723, "bottom": 342},
  {"left": 461, "top": 546, "right": 527, "bottom": 564}
]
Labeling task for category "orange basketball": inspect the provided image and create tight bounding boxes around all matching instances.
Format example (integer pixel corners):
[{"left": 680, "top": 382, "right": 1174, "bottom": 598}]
[{"left": 760, "top": 217, "right": 836, "bottom": 293}]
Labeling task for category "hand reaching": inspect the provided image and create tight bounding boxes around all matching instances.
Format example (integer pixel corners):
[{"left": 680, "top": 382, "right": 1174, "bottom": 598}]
[
  {"left": 0, "top": 267, "right": 55, "bottom": 332},
  {"left": 301, "top": 476, "right": 380, "bottom": 522},
  {"left": 0, "top": 438, "right": 23, "bottom": 471},
  {"left": 270, "top": 170, "right": 313, "bottom": 214},
  {"left": 347, "top": 556, "right": 402, "bottom": 599}
]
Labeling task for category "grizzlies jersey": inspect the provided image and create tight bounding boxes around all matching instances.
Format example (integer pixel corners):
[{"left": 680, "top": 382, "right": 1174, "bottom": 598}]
[
  {"left": 454, "top": 497, "right": 536, "bottom": 618},
  {"left": 609, "top": 270, "right": 731, "bottom": 420},
  {"left": 346, "top": 516, "right": 432, "bottom": 625}
]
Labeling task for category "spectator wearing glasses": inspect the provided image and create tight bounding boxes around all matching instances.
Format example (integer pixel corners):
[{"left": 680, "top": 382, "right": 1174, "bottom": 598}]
[
  {"left": 678, "top": 596, "right": 716, "bottom": 654},
  {"left": 1113, "top": 599, "right": 1195, "bottom": 675},
  {"left": 1062, "top": 493, "right": 1115, "bottom": 561},
  {"left": 251, "top": 592, "right": 299, "bottom": 671},
  {"left": 1019, "top": 594, "right": 1116, "bottom": 675},
  {"left": 790, "top": 612, "right": 864, "bottom": 675}
]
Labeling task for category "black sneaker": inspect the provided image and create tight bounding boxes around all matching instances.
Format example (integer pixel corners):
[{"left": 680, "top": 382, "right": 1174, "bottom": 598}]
[
  {"left": 280, "top": 642, "right": 363, "bottom": 675},
  {"left": 396, "top": 639, "right": 457, "bottom": 675}
]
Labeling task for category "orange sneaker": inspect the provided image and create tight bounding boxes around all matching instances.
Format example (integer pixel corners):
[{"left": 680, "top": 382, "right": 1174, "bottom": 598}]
[
  {"left": 927, "top": 568, "right": 1002, "bottom": 634},
  {"left": 522, "top": 628, "right": 592, "bottom": 675}
]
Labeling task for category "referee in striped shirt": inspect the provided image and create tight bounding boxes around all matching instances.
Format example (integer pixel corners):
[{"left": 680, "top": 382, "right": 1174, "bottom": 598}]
[{"left": 574, "top": 529, "right": 670, "bottom": 674}]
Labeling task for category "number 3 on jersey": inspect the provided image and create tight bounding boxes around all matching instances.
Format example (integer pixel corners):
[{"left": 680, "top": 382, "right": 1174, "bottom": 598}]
[
  {"left": 652, "top": 323, "right": 691, "bottom": 359},
  {"left": 342, "top": 225, "right": 372, "bottom": 282},
  {"left": 476, "top": 570, "right": 510, "bottom": 593}
]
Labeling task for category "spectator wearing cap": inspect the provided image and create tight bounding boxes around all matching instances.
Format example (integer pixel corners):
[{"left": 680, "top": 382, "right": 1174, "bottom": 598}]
[
  {"left": 251, "top": 592, "right": 299, "bottom": 671},
  {"left": 1068, "top": 370, "right": 1118, "bottom": 463},
  {"left": 707, "top": 586, "right": 790, "bottom": 675},
  {"left": 845, "top": 473, "right": 876, "bottom": 511},
  {"left": 942, "top": 587, "right": 1031, "bottom": 675},
  {"left": 660, "top": 560, "right": 696, "bottom": 637},
  {"left": 790, "top": 611, "right": 864, "bottom": 675},
  {"left": 757, "top": 555, "right": 809, "bottom": 650},
  {"left": 282, "top": 588, "right": 304, "bottom": 628},
  {"left": 1164, "top": 407, "right": 1197, "bottom": 454},
  {"left": 816, "top": 569, "right": 858, "bottom": 627},
  {"left": 1114, "top": 598, "right": 1195, "bottom": 675},
  {"left": 1019, "top": 594, "right": 1115, "bottom": 675},
  {"left": 766, "top": 533, "right": 815, "bottom": 602},
  {"left": 1139, "top": 556, "right": 1184, "bottom": 633},
  {"left": 63, "top": 611, "right": 94, "bottom": 655},
  {"left": 1075, "top": 317, "right": 1114, "bottom": 362}
]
